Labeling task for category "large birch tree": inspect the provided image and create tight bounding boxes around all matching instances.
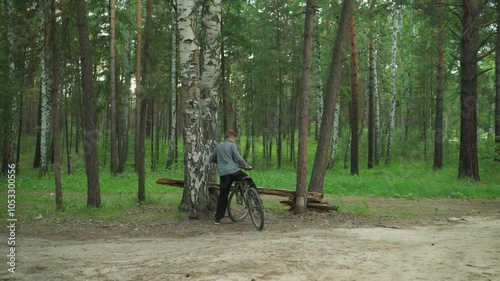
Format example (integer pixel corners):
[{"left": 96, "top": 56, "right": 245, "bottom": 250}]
[
  {"left": 200, "top": 0, "right": 222, "bottom": 183},
  {"left": 178, "top": 0, "right": 209, "bottom": 217}
]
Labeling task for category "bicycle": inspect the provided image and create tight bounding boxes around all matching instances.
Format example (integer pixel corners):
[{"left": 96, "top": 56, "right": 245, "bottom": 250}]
[{"left": 227, "top": 176, "right": 265, "bottom": 231}]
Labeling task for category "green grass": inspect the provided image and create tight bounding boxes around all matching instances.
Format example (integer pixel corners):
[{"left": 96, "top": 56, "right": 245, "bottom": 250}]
[
  {"left": 5, "top": 136, "right": 500, "bottom": 223},
  {"left": 250, "top": 161, "right": 499, "bottom": 200}
]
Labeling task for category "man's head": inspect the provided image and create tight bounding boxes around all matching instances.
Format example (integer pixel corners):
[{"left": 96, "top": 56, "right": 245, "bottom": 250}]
[{"left": 225, "top": 130, "right": 237, "bottom": 143}]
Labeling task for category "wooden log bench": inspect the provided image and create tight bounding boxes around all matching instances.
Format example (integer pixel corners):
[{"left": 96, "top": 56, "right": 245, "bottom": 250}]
[{"left": 156, "top": 178, "right": 339, "bottom": 212}]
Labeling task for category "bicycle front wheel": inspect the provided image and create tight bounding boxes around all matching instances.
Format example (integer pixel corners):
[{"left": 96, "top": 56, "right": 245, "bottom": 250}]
[
  {"left": 228, "top": 187, "right": 248, "bottom": 222},
  {"left": 248, "top": 188, "right": 264, "bottom": 231}
]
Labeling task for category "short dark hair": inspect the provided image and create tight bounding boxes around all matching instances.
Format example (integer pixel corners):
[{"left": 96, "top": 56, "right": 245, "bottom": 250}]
[{"left": 225, "top": 130, "right": 237, "bottom": 139}]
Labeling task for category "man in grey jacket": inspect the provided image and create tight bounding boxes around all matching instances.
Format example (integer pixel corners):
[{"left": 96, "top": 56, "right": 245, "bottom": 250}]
[{"left": 209, "top": 130, "right": 256, "bottom": 225}]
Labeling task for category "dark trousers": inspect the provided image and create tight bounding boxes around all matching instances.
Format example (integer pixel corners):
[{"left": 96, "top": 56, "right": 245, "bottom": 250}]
[{"left": 215, "top": 170, "right": 256, "bottom": 220}]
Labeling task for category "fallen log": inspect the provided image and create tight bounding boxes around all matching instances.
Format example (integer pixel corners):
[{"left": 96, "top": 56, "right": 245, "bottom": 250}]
[
  {"left": 156, "top": 178, "right": 338, "bottom": 212},
  {"left": 280, "top": 200, "right": 339, "bottom": 212},
  {"left": 156, "top": 178, "right": 322, "bottom": 201}
]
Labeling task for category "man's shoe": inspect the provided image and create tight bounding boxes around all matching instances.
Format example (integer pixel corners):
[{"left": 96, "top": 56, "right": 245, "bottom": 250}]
[{"left": 213, "top": 219, "right": 220, "bottom": 225}]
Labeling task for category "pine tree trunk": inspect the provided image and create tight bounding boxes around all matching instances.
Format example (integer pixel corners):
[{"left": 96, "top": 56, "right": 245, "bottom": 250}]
[
  {"left": 367, "top": 0, "right": 376, "bottom": 169},
  {"left": 118, "top": 5, "right": 131, "bottom": 173},
  {"left": 75, "top": 0, "right": 101, "bottom": 207},
  {"left": 178, "top": 0, "right": 209, "bottom": 217},
  {"left": 7, "top": 0, "right": 19, "bottom": 170},
  {"left": 296, "top": 0, "right": 315, "bottom": 214},
  {"left": 135, "top": 0, "right": 143, "bottom": 174},
  {"left": 308, "top": 0, "right": 353, "bottom": 193},
  {"left": 458, "top": 0, "right": 480, "bottom": 180},
  {"left": 386, "top": 5, "right": 399, "bottom": 165},
  {"left": 433, "top": 19, "right": 445, "bottom": 170},
  {"left": 349, "top": 15, "right": 359, "bottom": 176},
  {"left": 109, "top": 0, "right": 118, "bottom": 175},
  {"left": 137, "top": 0, "right": 152, "bottom": 203}
]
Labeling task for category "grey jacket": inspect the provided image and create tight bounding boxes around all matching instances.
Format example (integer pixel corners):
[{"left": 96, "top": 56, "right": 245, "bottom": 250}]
[{"left": 209, "top": 139, "right": 251, "bottom": 176}]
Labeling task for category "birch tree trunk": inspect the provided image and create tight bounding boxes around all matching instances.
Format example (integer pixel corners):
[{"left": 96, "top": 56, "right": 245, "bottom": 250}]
[
  {"left": 200, "top": 0, "right": 221, "bottom": 210},
  {"left": 308, "top": 0, "right": 353, "bottom": 193},
  {"left": 495, "top": 0, "right": 500, "bottom": 162},
  {"left": 109, "top": 0, "right": 118, "bottom": 175},
  {"left": 40, "top": 13, "right": 51, "bottom": 176},
  {"left": 373, "top": 45, "right": 380, "bottom": 165},
  {"left": 458, "top": 0, "right": 480, "bottom": 180},
  {"left": 314, "top": 19, "right": 323, "bottom": 141},
  {"left": 327, "top": 98, "right": 340, "bottom": 170},
  {"left": 433, "top": 18, "right": 445, "bottom": 170},
  {"left": 296, "top": 0, "right": 315, "bottom": 214},
  {"left": 166, "top": 0, "right": 178, "bottom": 170},
  {"left": 75, "top": 0, "right": 101, "bottom": 207},
  {"left": 178, "top": 0, "right": 209, "bottom": 217},
  {"left": 50, "top": 0, "right": 62, "bottom": 208},
  {"left": 386, "top": 4, "right": 399, "bottom": 165}
]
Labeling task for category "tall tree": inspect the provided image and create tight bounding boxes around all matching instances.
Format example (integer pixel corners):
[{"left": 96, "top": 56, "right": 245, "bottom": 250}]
[
  {"left": 433, "top": 14, "right": 446, "bottom": 170},
  {"left": 495, "top": 0, "right": 500, "bottom": 162},
  {"left": 201, "top": 0, "right": 222, "bottom": 211},
  {"left": 349, "top": 13, "right": 359, "bottom": 176},
  {"left": 200, "top": 0, "right": 222, "bottom": 183},
  {"left": 135, "top": 0, "right": 143, "bottom": 174},
  {"left": 39, "top": 10, "right": 51, "bottom": 176},
  {"left": 314, "top": 17, "right": 323, "bottom": 141},
  {"left": 118, "top": 0, "right": 132, "bottom": 174},
  {"left": 136, "top": 0, "right": 152, "bottom": 203},
  {"left": 6, "top": 0, "right": 20, "bottom": 170},
  {"left": 75, "top": 0, "right": 101, "bottom": 207},
  {"left": 386, "top": 3, "right": 399, "bottom": 165},
  {"left": 367, "top": 0, "right": 376, "bottom": 169},
  {"left": 178, "top": 0, "right": 209, "bottom": 217},
  {"left": 296, "top": 0, "right": 315, "bottom": 214},
  {"left": 50, "top": 0, "right": 62, "bottom": 208},
  {"left": 166, "top": 0, "right": 178, "bottom": 170},
  {"left": 109, "top": 0, "right": 118, "bottom": 175},
  {"left": 458, "top": 0, "right": 480, "bottom": 180},
  {"left": 327, "top": 98, "right": 340, "bottom": 169},
  {"left": 308, "top": 0, "right": 354, "bottom": 193}
]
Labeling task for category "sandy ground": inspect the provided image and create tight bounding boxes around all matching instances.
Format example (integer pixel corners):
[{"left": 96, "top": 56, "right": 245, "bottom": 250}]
[{"left": 1, "top": 198, "right": 499, "bottom": 281}]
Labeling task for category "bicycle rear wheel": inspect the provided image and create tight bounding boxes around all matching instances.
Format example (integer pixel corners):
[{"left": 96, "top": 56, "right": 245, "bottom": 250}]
[
  {"left": 228, "top": 186, "right": 248, "bottom": 222},
  {"left": 247, "top": 187, "right": 264, "bottom": 231}
]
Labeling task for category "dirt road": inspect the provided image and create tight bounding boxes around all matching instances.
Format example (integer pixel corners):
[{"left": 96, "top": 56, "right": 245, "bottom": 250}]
[{"left": 2, "top": 198, "right": 499, "bottom": 281}]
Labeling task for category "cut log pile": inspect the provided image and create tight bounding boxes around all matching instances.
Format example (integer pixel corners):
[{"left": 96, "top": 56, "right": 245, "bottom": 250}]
[{"left": 156, "top": 178, "right": 338, "bottom": 212}]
